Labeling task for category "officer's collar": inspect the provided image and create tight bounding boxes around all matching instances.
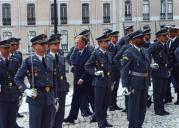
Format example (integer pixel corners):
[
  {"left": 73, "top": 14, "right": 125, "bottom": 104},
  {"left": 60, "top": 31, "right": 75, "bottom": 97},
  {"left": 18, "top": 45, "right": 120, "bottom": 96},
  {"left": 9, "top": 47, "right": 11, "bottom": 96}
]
[
  {"left": 50, "top": 51, "right": 58, "bottom": 57},
  {"left": 170, "top": 36, "right": 177, "bottom": 42},
  {"left": 99, "top": 48, "right": 107, "bottom": 54},
  {"left": 0, "top": 55, "right": 10, "bottom": 61},
  {"left": 133, "top": 45, "right": 141, "bottom": 52},
  {"left": 35, "top": 53, "right": 45, "bottom": 61}
]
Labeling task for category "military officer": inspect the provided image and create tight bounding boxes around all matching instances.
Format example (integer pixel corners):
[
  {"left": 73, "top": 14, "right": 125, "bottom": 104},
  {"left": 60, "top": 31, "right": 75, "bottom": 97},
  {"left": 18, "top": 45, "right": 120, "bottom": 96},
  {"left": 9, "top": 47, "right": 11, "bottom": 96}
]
[
  {"left": 148, "top": 28, "right": 170, "bottom": 115},
  {"left": 166, "top": 27, "right": 179, "bottom": 104},
  {"left": 114, "top": 33, "right": 134, "bottom": 113},
  {"left": 14, "top": 34, "right": 54, "bottom": 128},
  {"left": 121, "top": 30, "right": 150, "bottom": 128},
  {"left": 85, "top": 34, "right": 113, "bottom": 128},
  {"left": 9, "top": 37, "right": 24, "bottom": 128},
  {"left": 64, "top": 35, "right": 94, "bottom": 123},
  {"left": 0, "top": 39, "right": 20, "bottom": 128},
  {"left": 118, "top": 25, "right": 134, "bottom": 47},
  {"left": 46, "top": 34, "right": 67, "bottom": 128},
  {"left": 108, "top": 31, "right": 122, "bottom": 111},
  {"left": 174, "top": 47, "right": 179, "bottom": 92},
  {"left": 142, "top": 27, "right": 152, "bottom": 49}
]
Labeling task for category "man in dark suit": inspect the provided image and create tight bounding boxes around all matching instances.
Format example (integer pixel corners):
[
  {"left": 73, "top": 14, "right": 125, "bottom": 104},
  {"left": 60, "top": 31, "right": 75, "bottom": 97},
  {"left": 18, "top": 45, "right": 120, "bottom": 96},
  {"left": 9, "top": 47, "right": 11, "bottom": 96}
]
[
  {"left": 64, "top": 35, "right": 94, "bottom": 123},
  {"left": 9, "top": 37, "right": 24, "bottom": 128},
  {"left": 85, "top": 34, "right": 113, "bottom": 128},
  {"left": 108, "top": 31, "right": 122, "bottom": 111},
  {"left": 166, "top": 27, "right": 179, "bottom": 104},
  {"left": 148, "top": 28, "right": 170, "bottom": 115},
  {"left": 14, "top": 34, "right": 55, "bottom": 128},
  {"left": 121, "top": 30, "right": 150, "bottom": 128},
  {"left": 46, "top": 34, "right": 68, "bottom": 128},
  {"left": 0, "top": 39, "right": 20, "bottom": 128}
]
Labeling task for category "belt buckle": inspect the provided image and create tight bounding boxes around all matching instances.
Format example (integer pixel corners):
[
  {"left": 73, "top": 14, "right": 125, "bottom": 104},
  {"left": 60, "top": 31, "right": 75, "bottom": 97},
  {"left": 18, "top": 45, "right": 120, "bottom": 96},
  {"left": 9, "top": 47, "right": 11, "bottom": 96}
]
[
  {"left": 9, "top": 82, "right": 12, "bottom": 88},
  {"left": 107, "top": 72, "right": 110, "bottom": 76},
  {"left": 45, "top": 86, "right": 50, "bottom": 93}
]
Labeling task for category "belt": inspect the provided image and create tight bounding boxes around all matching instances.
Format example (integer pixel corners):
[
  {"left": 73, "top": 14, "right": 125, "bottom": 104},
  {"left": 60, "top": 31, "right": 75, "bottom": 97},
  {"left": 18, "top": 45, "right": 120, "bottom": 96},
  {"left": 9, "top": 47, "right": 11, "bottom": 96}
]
[
  {"left": 129, "top": 71, "right": 148, "bottom": 77},
  {"left": 158, "top": 64, "right": 168, "bottom": 67},
  {"left": 34, "top": 86, "right": 53, "bottom": 93}
]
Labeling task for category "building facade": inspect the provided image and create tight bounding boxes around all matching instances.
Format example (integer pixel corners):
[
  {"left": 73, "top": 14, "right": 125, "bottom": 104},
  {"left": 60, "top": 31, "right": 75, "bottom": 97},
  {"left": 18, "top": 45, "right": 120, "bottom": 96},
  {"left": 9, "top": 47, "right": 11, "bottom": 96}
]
[{"left": 0, "top": 0, "right": 178, "bottom": 54}]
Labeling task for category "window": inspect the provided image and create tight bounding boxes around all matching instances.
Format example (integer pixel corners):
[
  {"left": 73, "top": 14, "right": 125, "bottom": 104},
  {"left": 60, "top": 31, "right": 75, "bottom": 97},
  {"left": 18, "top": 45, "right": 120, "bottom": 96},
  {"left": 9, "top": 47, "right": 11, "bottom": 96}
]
[
  {"left": 3, "top": 31, "right": 12, "bottom": 40},
  {"left": 28, "top": 31, "right": 36, "bottom": 52},
  {"left": 143, "top": 0, "right": 150, "bottom": 20},
  {"left": 160, "top": 0, "right": 166, "bottom": 19},
  {"left": 27, "top": 3, "right": 36, "bottom": 25},
  {"left": 51, "top": 3, "right": 58, "bottom": 25},
  {"left": 167, "top": 0, "right": 173, "bottom": 19},
  {"left": 60, "top": 30, "right": 68, "bottom": 53},
  {"left": 60, "top": 3, "right": 67, "bottom": 24},
  {"left": 82, "top": 3, "right": 89, "bottom": 24},
  {"left": 125, "top": 0, "right": 132, "bottom": 21},
  {"left": 103, "top": 3, "right": 110, "bottom": 23},
  {"left": 2, "top": 3, "right": 11, "bottom": 26}
]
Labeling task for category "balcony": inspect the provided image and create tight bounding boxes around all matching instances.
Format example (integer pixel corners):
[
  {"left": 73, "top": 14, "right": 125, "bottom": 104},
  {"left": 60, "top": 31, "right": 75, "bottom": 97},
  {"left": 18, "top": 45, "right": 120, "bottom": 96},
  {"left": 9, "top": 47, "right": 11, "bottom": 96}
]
[
  {"left": 160, "top": 13, "right": 166, "bottom": 20},
  {"left": 125, "top": 14, "right": 132, "bottom": 21},
  {"left": 82, "top": 17, "right": 89, "bottom": 24},
  {"left": 27, "top": 17, "right": 36, "bottom": 25},
  {"left": 143, "top": 13, "right": 150, "bottom": 21},
  {"left": 167, "top": 13, "right": 173, "bottom": 20},
  {"left": 103, "top": 16, "right": 110, "bottom": 23},
  {"left": 3, "top": 18, "right": 11, "bottom": 26},
  {"left": 60, "top": 17, "right": 67, "bottom": 24}
]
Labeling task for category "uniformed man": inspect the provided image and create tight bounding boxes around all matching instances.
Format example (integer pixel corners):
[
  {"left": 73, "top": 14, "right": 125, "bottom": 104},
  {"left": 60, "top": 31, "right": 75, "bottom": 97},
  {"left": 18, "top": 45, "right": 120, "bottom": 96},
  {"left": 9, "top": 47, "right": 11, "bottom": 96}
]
[
  {"left": 85, "top": 34, "right": 113, "bottom": 128},
  {"left": 142, "top": 27, "right": 152, "bottom": 49},
  {"left": 9, "top": 37, "right": 24, "bottom": 128},
  {"left": 64, "top": 35, "right": 94, "bottom": 123},
  {"left": 108, "top": 31, "right": 122, "bottom": 111},
  {"left": 46, "top": 34, "right": 67, "bottom": 128},
  {"left": 114, "top": 33, "right": 134, "bottom": 113},
  {"left": 0, "top": 39, "right": 20, "bottom": 128},
  {"left": 121, "top": 30, "right": 150, "bottom": 128},
  {"left": 148, "top": 28, "right": 170, "bottom": 115},
  {"left": 118, "top": 25, "right": 134, "bottom": 47},
  {"left": 14, "top": 34, "right": 54, "bottom": 128},
  {"left": 174, "top": 47, "right": 179, "bottom": 93},
  {"left": 166, "top": 27, "right": 179, "bottom": 104}
]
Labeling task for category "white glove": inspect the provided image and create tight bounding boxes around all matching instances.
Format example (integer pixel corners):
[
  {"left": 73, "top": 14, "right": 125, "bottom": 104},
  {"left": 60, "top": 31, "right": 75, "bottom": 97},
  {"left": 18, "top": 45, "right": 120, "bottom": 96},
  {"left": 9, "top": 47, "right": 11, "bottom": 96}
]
[
  {"left": 150, "top": 63, "right": 159, "bottom": 69},
  {"left": 24, "top": 88, "right": 37, "bottom": 98},
  {"left": 54, "top": 98, "right": 59, "bottom": 112},
  {"left": 95, "top": 71, "right": 104, "bottom": 76},
  {"left": 77, "top": 79, "right": 84, "bottom": 85},
  {"left": 122, "top": 87, "right": 129, "bottom": 95}
]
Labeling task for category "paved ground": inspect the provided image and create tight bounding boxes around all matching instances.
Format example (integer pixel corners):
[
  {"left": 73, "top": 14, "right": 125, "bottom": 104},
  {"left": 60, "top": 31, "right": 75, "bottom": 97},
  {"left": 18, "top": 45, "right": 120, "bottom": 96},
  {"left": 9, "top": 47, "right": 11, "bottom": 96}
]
[{"left": 17, "top": 73, "right": 179, "bottom": 128}]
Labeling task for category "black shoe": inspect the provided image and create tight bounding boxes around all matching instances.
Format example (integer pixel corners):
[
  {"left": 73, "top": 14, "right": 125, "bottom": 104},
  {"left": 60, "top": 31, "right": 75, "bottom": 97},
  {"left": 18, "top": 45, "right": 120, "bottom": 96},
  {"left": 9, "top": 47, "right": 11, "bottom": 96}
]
[
  {"left": 162, "top": 110, "right": 170, "bottom": 115},
  {"left": 109, "top": 106, "right": 115, "bottom": 111},
  {"left": 174, "top": 101, "right": 179, "bottom": 105},
  {"left": 165, "top": 99, "right": 172, "bottom": 104},
  {"left": 83, "top": 111, "right": 93, "bottom": 117},
  {"left": 113, "top": 105, "right": 123, "bottom": 110},
  {"left": 105, "top": 122, "right": 113, "bottom": 127},
  {"left": 90, "top": 115, "right": 97, "bottom": 123},
  {"left": 155, "top": 111, "right": 165, "bottom": 116},
  {"left": 64, "top": 118, "right": 74, "bottom": 124},
  {"left": 122, "top": 109, "right": 127, "bottom": 112},
  {"left": 17, "top": 113, "right": 24, "bottom": 118}
]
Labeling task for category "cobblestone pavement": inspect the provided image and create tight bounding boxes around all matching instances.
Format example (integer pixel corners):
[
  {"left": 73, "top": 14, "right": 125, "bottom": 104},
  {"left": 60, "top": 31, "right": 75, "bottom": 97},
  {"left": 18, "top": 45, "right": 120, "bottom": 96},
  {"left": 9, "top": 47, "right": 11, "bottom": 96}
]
[{"left": 17, "top": 73, "right": 179, "bottom": 128}]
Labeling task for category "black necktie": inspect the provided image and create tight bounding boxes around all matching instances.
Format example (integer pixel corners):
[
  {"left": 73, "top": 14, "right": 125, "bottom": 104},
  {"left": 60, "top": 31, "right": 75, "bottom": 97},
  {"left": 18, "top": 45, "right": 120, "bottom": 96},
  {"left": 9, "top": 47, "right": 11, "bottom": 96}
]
[
  {"left": 55, "top": 54, "right": 59, "bottom": 63},
  {"left": 140, "top": 49, "right": 145, "bottom": 60},
  {"left": 42, "top": 57, "right": 46, "bottom": 68},
  {"left": 5, "top": 58, "right": 9, "bottom": 67},
  {"left": 115, "top": 46, "right": 118, "bottom": 54}
]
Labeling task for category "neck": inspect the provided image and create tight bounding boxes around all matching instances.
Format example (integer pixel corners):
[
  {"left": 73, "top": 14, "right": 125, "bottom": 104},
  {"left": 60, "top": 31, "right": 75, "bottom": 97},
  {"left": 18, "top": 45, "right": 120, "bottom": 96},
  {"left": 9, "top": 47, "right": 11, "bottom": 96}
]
[{"left": 36, "top": 52, "right": 44, "bottom": 56}]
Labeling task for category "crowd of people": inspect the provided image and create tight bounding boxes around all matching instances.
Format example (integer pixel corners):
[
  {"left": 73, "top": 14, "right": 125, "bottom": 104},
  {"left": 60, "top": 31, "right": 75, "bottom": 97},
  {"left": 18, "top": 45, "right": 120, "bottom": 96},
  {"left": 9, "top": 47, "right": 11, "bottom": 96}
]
[{"left": 0, "top": 24, "right": 179, "bottom": 128}]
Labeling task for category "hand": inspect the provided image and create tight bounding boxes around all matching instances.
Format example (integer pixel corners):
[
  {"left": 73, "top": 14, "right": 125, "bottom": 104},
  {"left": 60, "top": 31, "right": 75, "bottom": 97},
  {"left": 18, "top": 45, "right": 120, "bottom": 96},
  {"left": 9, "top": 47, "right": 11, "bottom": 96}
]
[
  {"left": 77, "top": 79, "right": 84, "bottom": 85},
  {"left": 24, "top": 88, "right": 37, "bottom": 98},
  {"left": 95, "top": 71, "right": 104, "bottom": 76},
  {"left": 150, "top": 63, "right": 159, "bottom": 69}
]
